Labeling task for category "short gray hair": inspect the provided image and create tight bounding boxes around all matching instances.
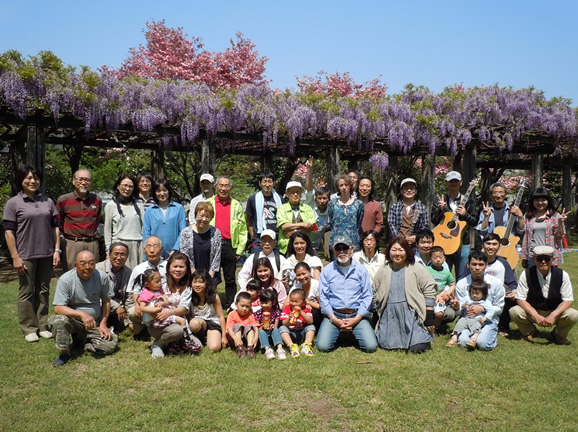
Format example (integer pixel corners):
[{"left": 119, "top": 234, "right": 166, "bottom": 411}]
[{"left": 216, "top": 176, "right": 233, "bottom": 187}]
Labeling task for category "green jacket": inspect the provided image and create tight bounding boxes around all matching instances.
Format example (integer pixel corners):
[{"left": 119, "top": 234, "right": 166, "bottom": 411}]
[
  {"left": 276, "top": 202, "right": 316, "bottom": 254},
  {"left": 207, "top": 196, "right": 248, "bottom": 255}
]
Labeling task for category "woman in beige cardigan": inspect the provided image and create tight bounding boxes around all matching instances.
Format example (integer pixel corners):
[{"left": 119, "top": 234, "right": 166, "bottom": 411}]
[{"left": 373, "top": 236, "right": 437, "bottom": 353}]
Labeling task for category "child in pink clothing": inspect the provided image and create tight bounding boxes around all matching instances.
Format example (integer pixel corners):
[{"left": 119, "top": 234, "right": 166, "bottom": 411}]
[{"left": 137, "top": 269, "right": 187, "bottom": 329}]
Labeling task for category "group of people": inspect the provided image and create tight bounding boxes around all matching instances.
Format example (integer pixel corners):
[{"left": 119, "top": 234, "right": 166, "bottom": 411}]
[{"left": 2, "top": 164, "right": 577, "bottom": 365}]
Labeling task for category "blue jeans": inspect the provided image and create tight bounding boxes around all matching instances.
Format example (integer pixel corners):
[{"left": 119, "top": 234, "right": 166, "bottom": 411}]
[
  {"left": 316, "top": 311, "right": 378, "bottom": 353},
  {"left": 279, "top": 325, "right": 316, "bottom": 344},
  {"left": 258, "top": 327, "right": 282, "bottom": 349},
  {"left": 447, "top": 244, "right": 471, "bottom": 280},
  {"left": 458, "top": 321, "right": 498, "bottom": 350}
]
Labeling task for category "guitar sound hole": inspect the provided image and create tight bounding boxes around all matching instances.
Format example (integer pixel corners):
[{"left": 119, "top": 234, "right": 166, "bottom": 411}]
[
  {"left": 446, "top": 221, "right": 456, "bottom": 229},
  {"left": 500, "top": 239, "right": 510, "bottom": 247}
]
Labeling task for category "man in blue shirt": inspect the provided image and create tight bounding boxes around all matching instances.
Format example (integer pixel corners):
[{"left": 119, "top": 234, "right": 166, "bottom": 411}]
[{"left": 317, "top": 235, "right": 378, "bottom": 353}]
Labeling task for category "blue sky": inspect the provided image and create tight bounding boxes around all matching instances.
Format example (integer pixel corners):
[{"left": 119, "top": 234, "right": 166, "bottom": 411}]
[{"left": 1, "top": 1, "right": 577, "bottom": 104}]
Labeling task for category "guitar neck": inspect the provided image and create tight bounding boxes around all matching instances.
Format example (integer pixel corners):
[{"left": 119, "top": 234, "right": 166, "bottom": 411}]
[{"left": 502, "top": 181, "right": 526, "bottom": 238}]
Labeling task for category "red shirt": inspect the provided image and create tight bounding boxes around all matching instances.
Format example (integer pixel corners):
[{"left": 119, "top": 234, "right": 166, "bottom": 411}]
[{"left": 214, "top": 196, "right": 232, "bottom": 239}]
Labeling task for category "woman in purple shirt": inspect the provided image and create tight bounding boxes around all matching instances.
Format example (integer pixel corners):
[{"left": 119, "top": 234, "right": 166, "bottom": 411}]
[{"left": 3, "top": 166, "right": 60, "bottom": 343}]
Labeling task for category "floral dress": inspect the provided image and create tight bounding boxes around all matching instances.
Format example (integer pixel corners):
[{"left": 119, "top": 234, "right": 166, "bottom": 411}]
[{"left": 328, "top": 198, "right": 365, "bottom": 250}]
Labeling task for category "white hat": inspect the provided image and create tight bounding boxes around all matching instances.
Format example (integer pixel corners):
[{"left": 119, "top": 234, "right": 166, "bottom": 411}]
[
  {"left": 200, "top": 174, "right": 215, "bottom": 183},
  {"left": 285, "top": 181, "right": 303, "bottom": 191},
  {"left": 260, "top": 229, "right": 276, "bottom": 240},
  {"left": 400, "top": 178, "right": 417, "bottom": 188},
  {"left": 445, "top": 171, "right": 462, "bottom": 181},
  {"left": 533, "top": 245, "right": 554, "bottom": 257}
]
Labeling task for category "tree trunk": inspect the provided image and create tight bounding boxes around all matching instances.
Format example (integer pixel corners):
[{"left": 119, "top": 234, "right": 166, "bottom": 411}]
[
  {"left": 421, "top": 154, "right": 435, "bottom": 224},
  {"left": 326, "top": 146, "right": 340, "bottom": 195}
]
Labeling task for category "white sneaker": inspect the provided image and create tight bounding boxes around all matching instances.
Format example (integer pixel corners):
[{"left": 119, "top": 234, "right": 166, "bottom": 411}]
[
  {"left": 25, "top": 333, "right": 39, "bottom": 343},
  {"left": 39, "top": 331, "right": 53, "bottom": 339},
  {"left": 151, "top": 341, "right": 165, "bottom": 358},
  {"left": 276, "top": 347, "right": 287, "bottom": 360},
  {"left": 264, "top": 347, "right": 275, "bottom": 360}
]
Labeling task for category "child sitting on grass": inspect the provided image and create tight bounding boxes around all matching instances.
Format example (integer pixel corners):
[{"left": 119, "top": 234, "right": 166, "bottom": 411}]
[
  {"left": 254, "top": 289, "right": 286, "bottom": 360},
  {"left": 226, "top": 291, "right": 258, "bottom": 358},
  {"left": 426, "top": 246, "right": 456, "bottom": 329},
  {"left": 280, "top": 289, "right": 315, "bottom": 358},
  {"left": 446, "top": 280, "right": 492, "bottom": 350}
]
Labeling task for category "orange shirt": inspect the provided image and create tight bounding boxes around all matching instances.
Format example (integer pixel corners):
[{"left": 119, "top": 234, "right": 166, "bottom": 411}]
[{"left": 226, "top": 310, "right": 258, "bottom": 329}]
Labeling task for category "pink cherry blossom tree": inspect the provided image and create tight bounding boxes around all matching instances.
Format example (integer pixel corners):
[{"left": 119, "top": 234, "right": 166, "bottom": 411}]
[{"left": 108, "top": 20, "right": 268, "bottom": 88}]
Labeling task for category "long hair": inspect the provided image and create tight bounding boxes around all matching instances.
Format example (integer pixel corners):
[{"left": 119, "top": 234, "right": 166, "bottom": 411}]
[
  {"left": 251, "top": 257, "right": 275, "bottom": 288},
  {"left": 287, "top": 231, "right": 316, "bottom": 257},
  {"left": 385, "top": 236, "right": 415, "bottom": 265},
  {"left": 190, "top": 269, "right": 217, "bottom": 306},
  {"left": 166, "top": 252, "right": 192, "bottom": 292}
]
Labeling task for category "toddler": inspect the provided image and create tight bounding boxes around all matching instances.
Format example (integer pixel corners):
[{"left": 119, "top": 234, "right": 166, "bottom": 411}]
[
  {"left": 226, "top": 291, "right": 258, "bottom": 358},
  {"left": 426, "top": 246, "right": 456, "bottom": 328},
  {"left": 137, "top": 269, "right": 187, "bottom": 330},
  {"left": 280, "top": 289, "right": 315, "bottom": 358},
  {"left": 254, "top": 289, "right": 285, "bottom": 360},
  {"left": 446, "top": 280, "right": 492, "bottom": 350}
]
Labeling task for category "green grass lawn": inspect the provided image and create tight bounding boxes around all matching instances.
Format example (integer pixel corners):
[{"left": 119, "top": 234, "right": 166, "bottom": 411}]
[{"left": 1, "top": 254, "right": 577, "bottom": 432}]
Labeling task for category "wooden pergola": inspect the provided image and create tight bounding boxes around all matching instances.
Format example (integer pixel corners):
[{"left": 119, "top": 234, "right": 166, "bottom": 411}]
[{"left": 2, "top": 107, "right": 578, "bottom": 229}]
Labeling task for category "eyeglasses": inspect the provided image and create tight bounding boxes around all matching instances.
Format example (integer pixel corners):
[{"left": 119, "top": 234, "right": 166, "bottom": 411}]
[
  {"left": 119, "top": 183, "right": 134, "bottom": 189},
  {"left": 75, "top": 177, "right": 92, "bottom": 183},
  {"left": 535, "top": 255, "right": 552, "bottom": 263}
]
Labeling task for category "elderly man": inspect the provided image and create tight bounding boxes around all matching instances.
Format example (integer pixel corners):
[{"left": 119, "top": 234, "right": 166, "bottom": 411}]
[
  {"left": 188, "top": 173, "right": 215, "bottom": 225},
  {"left": 96, "top": 242, "right": 133, "bottom": 331},
  {"left": 476, "top": 182, "right": 524, "bottom": 238},
  {"left": 454, "top": 250, "right": 505, "bottom": 350},
  {"left": 57, "top": 169, "right": 103, "bottom": 270},
  {"left": 237, "top": 229, "right": 286, "bottom": 290},
  {"left": 48, "top": 250, "right": 118, "bottom": 366},
  {"left": 207, "top": 176, "right": 248, "bottom": 309},
  {"left": 510, "top": 245, "right": 578, "bottom": 344},
  {"left": 126, "top": 236, "right": 167, "bottom": 337},
  {"left": 277, "top": 181, "right": 316, "bottom": 255},
  {"left": 317, "top": 235, "right": 378, "bottom": 353}
]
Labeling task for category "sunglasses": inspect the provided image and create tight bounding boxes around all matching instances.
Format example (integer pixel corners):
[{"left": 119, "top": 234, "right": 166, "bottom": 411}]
[
  {"left": 334, "top": 245, "right": 350, "bottom": 252},
  {"left": 535, "top": 255, "right": 552, "bottom": 263}
]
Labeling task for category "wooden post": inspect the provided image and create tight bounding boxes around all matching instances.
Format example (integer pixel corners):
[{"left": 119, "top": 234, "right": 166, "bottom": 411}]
[
  {"left": 26, "top": 123, "right": 46, "bottom": 193},
  {"left": 462, "top": 145, "right": 476, "bottom": 194},
  {"left": 421, "top": 154, "right": 435, "bottom": 221},
  {"left": 261, "top": 152, "right": 273, "bottom": 174},
  {"left": 562, "top": 160, "right": 573, "bottom": 232},
  {"left": 326, "top": 146, "right": 340, "bottom": 195},
  {"left": 531, "top": 155, "right": 543, "bottom": 189},
  {"left": 201, "top": 139, "right": 215, "bottom": 176},
  {"left": 151, "top": 149, "right": 165, "bottom": 179}
]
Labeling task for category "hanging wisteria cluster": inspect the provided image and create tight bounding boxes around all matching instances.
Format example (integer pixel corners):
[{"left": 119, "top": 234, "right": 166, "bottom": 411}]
[{"left": 1, "top": 52, "right": 576, "bottom": 171}]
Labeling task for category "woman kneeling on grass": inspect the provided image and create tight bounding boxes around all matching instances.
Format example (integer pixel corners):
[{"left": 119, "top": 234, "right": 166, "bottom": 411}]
[
  {"left": 149, "top": 252, "right": 201, "bottom": 358},
  {"left": 373, "top": 237, "right": 437, "bottom": 353},
  {"left": 189, "top": 269, "right": 228, "bottom": 352}
]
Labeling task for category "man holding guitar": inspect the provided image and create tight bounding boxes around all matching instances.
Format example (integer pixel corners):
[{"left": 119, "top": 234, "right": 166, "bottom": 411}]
[
  {"left": 387, "top": 178, "right": 429, "bottom": 246},
  {"left": 476, "top": 182, "right": 525, "bottom": 269},
  {"left": 431, "top": 171, "right": 478, "bottom": 279}
]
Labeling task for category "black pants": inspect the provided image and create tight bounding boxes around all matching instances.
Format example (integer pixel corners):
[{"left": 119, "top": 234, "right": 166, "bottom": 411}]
[{"left": 221, "top": 240, "right": 238, "bottom": 309}]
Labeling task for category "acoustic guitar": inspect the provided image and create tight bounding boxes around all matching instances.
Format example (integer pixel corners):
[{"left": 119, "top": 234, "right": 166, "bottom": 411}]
[
  {"left": 493, "top": 178, "right": 527, "bottom": 269},
  {"left": 432, "top": 178, "right": 479, "bottom": 255}
]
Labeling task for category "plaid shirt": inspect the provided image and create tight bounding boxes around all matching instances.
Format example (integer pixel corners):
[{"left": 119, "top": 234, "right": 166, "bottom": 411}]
[
  {"left": 521, "top": 213, "right": 564, "bottom": 266},
  {"left": 387, "top": 201, "right": 429, "bottom": 238}
]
